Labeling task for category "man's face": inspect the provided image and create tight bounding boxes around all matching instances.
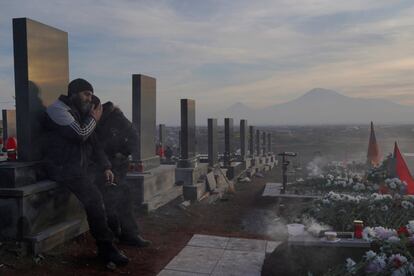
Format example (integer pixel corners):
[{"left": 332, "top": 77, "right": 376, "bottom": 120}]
[{"left": 73, "top": 90, "right": 93, "bottom": 114}]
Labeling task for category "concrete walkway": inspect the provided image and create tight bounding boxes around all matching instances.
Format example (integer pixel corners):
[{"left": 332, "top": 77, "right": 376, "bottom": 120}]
[{"left": 157, "top": 234, "right": 281, "bottom": 276}]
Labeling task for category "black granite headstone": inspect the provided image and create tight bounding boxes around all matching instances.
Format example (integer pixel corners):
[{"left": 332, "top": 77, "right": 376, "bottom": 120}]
[
  {"left": 132, "top": 74, "right": 160, "bottom": 170},
  {"left": 179, "top": 99, "right": 196, "bottom": 167},
  {"left": 240, "top": 119, "right": 248, "bottom": 160},
  {"left": 249, "top": 126, "right": 255, "bottom": 157},
  {"left": 262, "top": 131, "right": 267, "bottom": 155},
  {"left": 13, "top": 18, "right": 69, "bottom": 161},
  {"left": 2, "top": 110, "right": 17, "bottom": 143},
  {"left": 224, "top": 118, "right": 234, "bottom": 166},
  {"left": 159, "top": 124, "right": 166, "bottom": 147},
  {"left": 256, "top": 130, "right": 261, "bottom": 156},
  {"left": 208, "top": 118, "right": 218, "bottom": 166},
  {"left": 267, "top": 133, "right": 272, "bottom": 153}
]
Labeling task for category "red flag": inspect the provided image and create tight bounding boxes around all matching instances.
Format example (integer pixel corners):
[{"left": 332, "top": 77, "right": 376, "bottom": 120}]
[
  {"left": 394, "top": 142, "right": 414, "bottom": 194},
  {"left": 367, "top": 122, "right": 381, "bottom": 167}
]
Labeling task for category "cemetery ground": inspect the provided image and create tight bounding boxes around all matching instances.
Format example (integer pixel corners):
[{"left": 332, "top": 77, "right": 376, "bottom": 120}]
[{"left": 0, "top": 168, "right": 284, "bottom": 276}]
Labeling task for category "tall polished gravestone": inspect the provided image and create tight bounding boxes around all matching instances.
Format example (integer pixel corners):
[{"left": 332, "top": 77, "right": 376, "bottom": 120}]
[
  {"left": 208, "top": 118, "right": 218, "bottom": 166},
  {"left": 224, "top": 118, "right": 234, "bottom": 166},
  {"left": 262, "top": 131, "right": 267, "bottom": 155},
  {"left": 0, "top": 18, "right": 88, "bottom": 255},
  {"left": 132, "top": 74, "right": 160, "bottom": 171},
  {"left": 249, "top": 126, "right": 255, "bottom": 157},
  {"left": 178, "top": 99, "right": 197, "bottom": 168},
  {"left": 176, "top": 99, "right": 208, "bottom": 200},
  {"left": 267, "top": 133, "right": 272, "bottom": 153},
  {"left": 159, "top": 124, "right": 166, "bottom": 148},
  {"left": 240, "top": 119, "right": 248, "bottom": 160},
  {"left": 127, "top": 77, "right": 178, "bottom": 212},
  {"left": 256, "top": 130, "right": 261, "bottom": 156},
  {"left": 2, "top": 110, "right": 17, "bottom": 142},
  {"left": 13, "top": 18, "right": 69, "bottom": 162}
]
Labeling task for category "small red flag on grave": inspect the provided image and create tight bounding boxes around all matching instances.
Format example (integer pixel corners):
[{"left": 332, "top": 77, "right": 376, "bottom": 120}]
[
  {"left": 367, "top": 122, "right": 381, "bottom": 167},
  {"left": 394, "top": 142, "right": 414, "bottom": 194}
]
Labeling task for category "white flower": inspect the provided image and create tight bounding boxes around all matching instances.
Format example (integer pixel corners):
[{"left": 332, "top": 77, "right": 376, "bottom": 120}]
[
  {"left": 389, "top": 182, "right": 397, "bottom": 189},
  {"left": 387, "top": 236, "right": 401, "bottom": 244},
  {"left": 366, "top": 254, "right": 387, "bottom": 273},
  {"left": 363, "top": 227, "right": 376, "bottom": 242},
  {"left": 381, "top": 205, "right": 389, "bottom": 212},
  {"left": 402, "top": 200, "right": 414, "bottom": 209},
  {"left": 388, "top": 254, "right": 408, "bottom": 268},
  {"left": 345, "top": 258, "right": 356, "bottom": 273},
  {"left": 374, "top": 227, "right": 397, "bottom": 240},
  {"left": 364, "top": 250, "right": 377, "bottom": 260},
  {"left": 407, "top": 221, "right": 414, "bottom": 234}
]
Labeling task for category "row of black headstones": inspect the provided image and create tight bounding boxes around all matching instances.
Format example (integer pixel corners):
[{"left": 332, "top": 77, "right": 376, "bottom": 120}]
[
  {"left": 5, "top": 17, "right": 274, "bottom": 173},
  {"left": 206, "top": 117, "right": 272, "bottom": 167}
]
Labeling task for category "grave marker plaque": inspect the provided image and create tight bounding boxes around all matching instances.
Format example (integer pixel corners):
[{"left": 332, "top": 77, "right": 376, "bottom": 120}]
[
  {"left": 13, "top": 18, "right": 69, "bottom": 161},
  {"left": 208, "top": 118, "right": 218, "bottom": 166},
  {"left": 132, "top": 74, "right": 160, "bottom": 170}
]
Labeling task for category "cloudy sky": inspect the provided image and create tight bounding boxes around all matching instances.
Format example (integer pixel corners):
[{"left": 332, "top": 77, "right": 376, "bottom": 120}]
[{"left": 1, "top": 0, "right": 414, "bottom": 124}]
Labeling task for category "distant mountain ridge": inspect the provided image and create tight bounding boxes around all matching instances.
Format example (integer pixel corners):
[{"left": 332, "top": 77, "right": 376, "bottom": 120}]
[{"left": 212, "top": 88, "right": 414, "bottom": 125}]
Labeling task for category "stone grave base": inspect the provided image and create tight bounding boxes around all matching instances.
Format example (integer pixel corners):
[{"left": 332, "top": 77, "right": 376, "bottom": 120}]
[
  {"left": 223, "top": 162, "right": 245, "bottom": 180},
  {"left": 26, "top": 217, "right": 88, "bottom": 255},
  {"left": 140, "top": 155, "right": 161, "bottom": 171},
  {"left": 247, "top": 157, "right": 267, "bottom": 177},
  {"left": 176, "top": 163, "right": 209, "bottom": 201},
  {"left": 158, "top": 234, "right": 281, "bottom": 276},
  {"left": 0, "top": 179, "right": 87, "bottom": 254},
  {"left": 241, "top": 157, "right": 252, "bottom": 168},
  {"left": 175, "top": 163, "right": 208, "bottom": 186},
  {"left": 0, "top": 161, "right": 44, "bottom": 188},
  {"left": 126, "top": 164, "right": 178, "bottom": 213}
]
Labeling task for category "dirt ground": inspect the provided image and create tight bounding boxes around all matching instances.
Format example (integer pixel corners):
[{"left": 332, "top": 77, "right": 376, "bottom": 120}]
[{"left": 0, "top": 168, "right": 281, "bottom": 276}]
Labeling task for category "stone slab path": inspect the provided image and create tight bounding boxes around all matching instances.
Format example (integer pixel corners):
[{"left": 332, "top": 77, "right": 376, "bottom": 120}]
[
  {"left": 262, "top": 183, "right": 321, "bottom": 199},
  {"left": 262, "top": 183, "right": 282, "bottom": 196},
  {"left": 157, "top": 234, "right": 281, "bottom": 276}
]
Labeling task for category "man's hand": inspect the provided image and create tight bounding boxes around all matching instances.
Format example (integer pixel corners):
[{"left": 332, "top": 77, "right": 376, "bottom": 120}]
[
  {"left": 90, "top": 102, "right": 103, "bottom": 121},
  {"left": 104, "top": 169, "right": 115, "bottom": 185}
]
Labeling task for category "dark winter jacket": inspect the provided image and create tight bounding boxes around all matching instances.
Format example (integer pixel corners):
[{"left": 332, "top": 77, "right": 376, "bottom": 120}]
[
  {"left": 95, "top": 102, "right": 139, "bottom": 181},
  {"left": 43, "top": 95, "right": 111, "bottom": 181}
]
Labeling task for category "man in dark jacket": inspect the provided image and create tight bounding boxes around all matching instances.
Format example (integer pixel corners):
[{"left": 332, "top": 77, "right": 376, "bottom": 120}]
[
  {"left": 43, "top": 78, "right": 129, "bottom": 266},
  {"left": 94, "top": 98, "right": 151, "bottom": 247}
]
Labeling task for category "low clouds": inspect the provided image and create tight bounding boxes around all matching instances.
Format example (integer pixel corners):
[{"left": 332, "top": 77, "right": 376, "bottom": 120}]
[{"left": 1, "top": 0, "right": 414, "bottom": 124}]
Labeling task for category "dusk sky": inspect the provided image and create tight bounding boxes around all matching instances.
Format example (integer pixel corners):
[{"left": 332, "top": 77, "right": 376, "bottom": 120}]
[{"left": 1, "top": 0, "right": 414, "bottom": 124}]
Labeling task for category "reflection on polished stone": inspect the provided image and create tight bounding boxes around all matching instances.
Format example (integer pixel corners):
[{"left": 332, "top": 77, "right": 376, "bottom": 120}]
[
  {"left": 132, "top": 74, "right": 160, "bottom": 170},
  {"left": 2, "top": 109, "right": 16, "bottom": 142},
  {"left": 13, "top": 18, "right": 69, "bottom": 161}
]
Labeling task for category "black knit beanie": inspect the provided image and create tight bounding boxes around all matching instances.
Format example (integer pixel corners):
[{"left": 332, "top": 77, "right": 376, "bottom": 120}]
[{"left": 67, "top": 78, "right": 94, "bottom": 97}]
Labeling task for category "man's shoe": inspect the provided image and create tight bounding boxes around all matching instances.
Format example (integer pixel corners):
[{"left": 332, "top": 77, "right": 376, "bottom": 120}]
[
  {"left": 119, "top": 235, "right": 152, "bottom": 247},
  {"left": 97, "top": 242, "right": 129, "bottom": 266}
]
